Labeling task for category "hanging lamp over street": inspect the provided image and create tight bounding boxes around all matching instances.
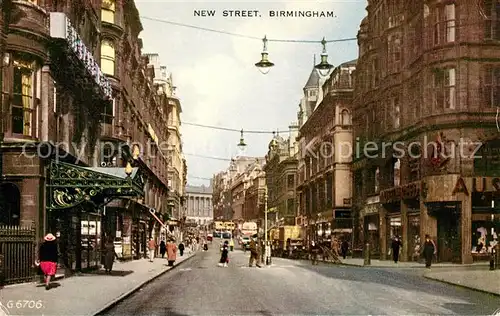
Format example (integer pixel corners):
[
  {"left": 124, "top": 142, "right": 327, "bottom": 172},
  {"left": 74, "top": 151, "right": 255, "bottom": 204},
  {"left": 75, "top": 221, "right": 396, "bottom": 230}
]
[
  {"left": 314, "top": 37, "right": 333, "bottom": 77},
  {"left": 255, "top": 36, "right": 274, "bottom": 74},
  {"left": 237, "top": 129, "right": 247, "bottom": 150}
]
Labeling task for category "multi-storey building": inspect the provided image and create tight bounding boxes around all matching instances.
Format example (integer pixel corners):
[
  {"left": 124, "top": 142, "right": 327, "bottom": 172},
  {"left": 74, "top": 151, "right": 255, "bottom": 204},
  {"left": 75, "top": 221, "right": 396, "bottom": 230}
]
[
  {"left": 0, "top": 0, "right": 171, "bottom": 282},
  {"left": 185, "top": 184, "right": 213, "bottom": 225},
  {"left": 146, "top": 53, "right": 187, "bottom": 226},
  {"left": 296, "top": 62, "right": 356, "bottom": 245},
  {"left": 212, "top": 170, "right": 233, "bottom": 221},
  {"left": 353, "top": 0, "right": 500, "bottom": 264},
  {"left": 229, "top": 157, "right": 265, "bottom": 225},
  {"left": 264, "top": 125, "right": 299, "bottom": 230},
  {"left": 243, "top": 171, "right": 266, "bottom": 223},
  {"left": 212, "top": 156, "right": 265, "bottom": 225}
]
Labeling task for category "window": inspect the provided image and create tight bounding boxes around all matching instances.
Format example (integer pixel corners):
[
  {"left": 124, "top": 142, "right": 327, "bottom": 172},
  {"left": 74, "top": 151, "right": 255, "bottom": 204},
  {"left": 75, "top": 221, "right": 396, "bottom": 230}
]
[
  {"left": 434, "top": 4, "right": 456, "bottom": 44},
  {"left": 433, "top": 68, "right": 456, "bottom": 109},
  {"left": 388, "top": 34, "right": 401, "bottom": 73},
  {"left": 341, "top": 109, "right": 351, "bottom": 125},
  {"left": 12, "top": 59, "right": 34, "bottom": 136},
  {"left": 101, "top": 0, "right": 116, "bottom": 24},
  {"left": 101, "top": 39, "right": 115, "bottom": 76},
  {"left": 484, "top": 0, "right": 500, "bottom": 40},
  {"left": 392, "top": 97, "right": 400, "bottom": 128},
  {"left": 101, "top": 98, "right": 115, "bottom": 124},
  {"left": 287, "top": 174, "right": 295, "bottom": 189},
  {"left": 483, "top": 67, "right": 500, "bottom": 107}
]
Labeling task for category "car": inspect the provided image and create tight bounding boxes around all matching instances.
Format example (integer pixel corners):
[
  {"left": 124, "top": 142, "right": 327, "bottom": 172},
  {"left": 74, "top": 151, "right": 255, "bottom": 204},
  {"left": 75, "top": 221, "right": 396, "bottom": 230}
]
[{"left": 222, "top": 232, "right": 232, "bottom": 239}]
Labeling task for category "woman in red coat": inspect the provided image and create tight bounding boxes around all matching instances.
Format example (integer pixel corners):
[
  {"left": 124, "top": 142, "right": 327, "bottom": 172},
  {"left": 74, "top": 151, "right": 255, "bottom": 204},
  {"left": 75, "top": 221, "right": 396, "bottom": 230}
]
[{"left": 166, "top": 239, "right": 177, "bottom": 266}]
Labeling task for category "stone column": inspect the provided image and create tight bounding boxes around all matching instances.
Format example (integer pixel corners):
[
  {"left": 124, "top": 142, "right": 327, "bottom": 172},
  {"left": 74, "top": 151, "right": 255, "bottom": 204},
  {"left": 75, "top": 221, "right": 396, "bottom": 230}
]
[
  {"left": 460, "top": 191, "right": 473, "bottom": 264},
  {"left": 401, "top": 200, "right": 408, "bottom": 261},
  {"left": 379, "top": 206, "right": 387, "bottom": 260}
]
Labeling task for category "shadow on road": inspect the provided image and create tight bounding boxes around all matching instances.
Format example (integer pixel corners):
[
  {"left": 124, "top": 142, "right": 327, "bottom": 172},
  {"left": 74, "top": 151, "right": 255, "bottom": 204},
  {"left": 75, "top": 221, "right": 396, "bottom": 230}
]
[
  {"left": 294, "top": 262, "right": 500, "bottom": 315},
  {"left": 78, "top": 270, "right": 134, "bottom": 277}
]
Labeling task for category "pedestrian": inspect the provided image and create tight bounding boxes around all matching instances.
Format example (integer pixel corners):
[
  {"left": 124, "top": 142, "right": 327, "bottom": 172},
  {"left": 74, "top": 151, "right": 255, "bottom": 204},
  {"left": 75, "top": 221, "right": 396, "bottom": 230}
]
[
  {"left": 310, "top": 241, "right": 320, "bottom": 265},
  {"left": 391, "top": 236, "right": 402, "bottom": 263},
  {"left": 341, "top": 239, "right": 349, "bottom": 260},
  {"left": 159, "top": 240, "right": 166, "bottom": 258},
  {"left": 203, "top": 241, "right": 208, "bottom": 251},
  {"left": 422, "top": 234, "right": 436, "bottom": 269},
  {"left": 179, "top": 242, "right": 185, "bottom": 256},
  {"left": 229, "top": 238, "right": 234, "bottom": 251},
  {"left": 166, "top": 239, "right": 177, "bottom": 266},
  {"left": 38, "top": 233, "right": 58, "bottom": 290},
  {"left": 248, "top": 236, "right": 261, "bottom": 267},
  {"left": 103, "top": 236, "right": 117, "bottom": 273},
  {"left": 148, "top": 237, "right": 156, "bottom": 262},
  {"left": 219, "top": 244, "right": 229, "bottom": 267}
]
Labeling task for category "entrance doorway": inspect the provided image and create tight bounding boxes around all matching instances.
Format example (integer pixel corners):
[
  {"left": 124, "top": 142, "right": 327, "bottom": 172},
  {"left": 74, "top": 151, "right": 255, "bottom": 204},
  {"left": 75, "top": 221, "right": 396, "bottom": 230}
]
[
  {"left": 436, "top": 204, "right": 461, "bottom": 263},
  {"left": 0, "top": 183, "right": 20, "bottom": 226}
]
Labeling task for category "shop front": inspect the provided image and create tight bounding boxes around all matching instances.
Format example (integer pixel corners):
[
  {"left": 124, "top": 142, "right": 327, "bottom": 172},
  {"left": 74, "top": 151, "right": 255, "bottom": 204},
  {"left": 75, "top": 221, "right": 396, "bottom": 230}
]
[
  {"left": 46, "top": 160, "right": 144, "bottom": 271},
  {"left": 379, "top": 181, "right": 421, "bottom": 261}
]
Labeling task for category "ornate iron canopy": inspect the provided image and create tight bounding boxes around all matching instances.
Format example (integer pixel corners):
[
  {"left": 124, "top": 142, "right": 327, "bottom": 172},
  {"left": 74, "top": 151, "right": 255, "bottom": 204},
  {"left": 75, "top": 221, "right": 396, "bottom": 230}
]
[{"left": 47, "top": 161, "right": 144, "bottom": 210}]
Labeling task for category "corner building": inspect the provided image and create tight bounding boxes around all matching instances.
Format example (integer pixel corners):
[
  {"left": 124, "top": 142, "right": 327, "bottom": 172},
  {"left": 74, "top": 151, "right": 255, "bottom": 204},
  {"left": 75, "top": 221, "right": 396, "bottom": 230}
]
[
  {"left": 353, "top": 0, "right": 500, "bottom": 264},
  {"left": 0, "top": 0, "right": 171, "bottom": 283}
]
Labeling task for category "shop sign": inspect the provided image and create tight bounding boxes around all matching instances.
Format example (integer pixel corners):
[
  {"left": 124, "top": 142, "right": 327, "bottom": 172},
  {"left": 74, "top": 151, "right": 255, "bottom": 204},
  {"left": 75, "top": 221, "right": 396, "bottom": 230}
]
[
  {"left": 452, "top": 177, "right": 500, "bottom": 196},
  {"left": 49, "top": 12, "right": 112, "bottom": 99},
  {"left": 380, "top": 182, "right": 421, "bottom": 203}
]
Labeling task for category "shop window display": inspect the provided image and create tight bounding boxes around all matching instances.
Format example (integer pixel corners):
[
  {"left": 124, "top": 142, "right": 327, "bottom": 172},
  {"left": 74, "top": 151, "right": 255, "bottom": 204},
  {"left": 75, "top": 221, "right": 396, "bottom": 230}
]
[
  {"left": 408, "top": 216, "right": 421, "bottom": 261},
  {"left": 472, "top": 221, "right": 499, "bottom": 254}
]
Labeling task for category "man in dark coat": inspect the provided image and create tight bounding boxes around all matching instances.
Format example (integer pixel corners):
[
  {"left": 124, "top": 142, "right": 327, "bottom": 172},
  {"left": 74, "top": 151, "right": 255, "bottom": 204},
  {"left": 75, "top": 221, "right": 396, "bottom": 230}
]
[
  {"left": 391, "top": 236, "right": 402, "bottom": 263},
  {"left": 422, "top": 234, "right": 436, "bottom": 268},
  {"left": 178, "top": 242, "right": 185, "bottom": 256},
  {"left": 248, "top": 236, "right": 261, "bottom": 267}
]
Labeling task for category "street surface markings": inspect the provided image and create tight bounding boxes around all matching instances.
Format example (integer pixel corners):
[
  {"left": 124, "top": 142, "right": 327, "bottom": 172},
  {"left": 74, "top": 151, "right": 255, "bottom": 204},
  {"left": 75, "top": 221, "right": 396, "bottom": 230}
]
[{"left": 179, "top": 268, "right": 192, "bottom": 271}]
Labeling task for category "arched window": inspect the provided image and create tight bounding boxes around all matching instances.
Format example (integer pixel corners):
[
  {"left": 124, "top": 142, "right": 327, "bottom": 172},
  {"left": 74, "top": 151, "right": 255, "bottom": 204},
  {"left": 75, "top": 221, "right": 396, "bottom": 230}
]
[
  {"left": 341, "top": 109, "right": 351, "bottom": 125},
  {"left": 101, "top": 40, "right": 115, "bottom": 76},
  {"left": 101, "top": 0, "right": 116, "bottom": 24}
]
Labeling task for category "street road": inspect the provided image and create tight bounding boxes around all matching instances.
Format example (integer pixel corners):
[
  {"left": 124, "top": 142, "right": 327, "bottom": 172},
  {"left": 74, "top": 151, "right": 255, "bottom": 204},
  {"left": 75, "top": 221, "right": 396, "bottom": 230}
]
[{"left": 103, "top": 240, "right": 500, "bottom": 316}]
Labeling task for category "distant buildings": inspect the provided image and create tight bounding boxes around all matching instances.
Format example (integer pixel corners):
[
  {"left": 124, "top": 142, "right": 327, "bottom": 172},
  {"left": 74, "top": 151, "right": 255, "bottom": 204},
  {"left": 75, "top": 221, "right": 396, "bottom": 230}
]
[{"left": 185, "top": 184, "right": 213, "bottom": 225}]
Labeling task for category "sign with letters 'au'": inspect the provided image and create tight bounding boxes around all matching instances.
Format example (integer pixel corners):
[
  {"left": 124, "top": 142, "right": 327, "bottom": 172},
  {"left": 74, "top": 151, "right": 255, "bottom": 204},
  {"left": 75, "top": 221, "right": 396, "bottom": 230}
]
[{"left": 452, "top": 177, "right": 500, "bottom": 196}]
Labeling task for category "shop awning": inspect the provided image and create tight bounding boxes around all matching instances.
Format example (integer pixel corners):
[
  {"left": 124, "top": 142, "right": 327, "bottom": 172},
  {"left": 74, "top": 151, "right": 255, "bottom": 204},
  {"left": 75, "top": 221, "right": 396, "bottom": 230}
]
[{"left": 47, "top": 161, "right": 144, "bottom": 210}]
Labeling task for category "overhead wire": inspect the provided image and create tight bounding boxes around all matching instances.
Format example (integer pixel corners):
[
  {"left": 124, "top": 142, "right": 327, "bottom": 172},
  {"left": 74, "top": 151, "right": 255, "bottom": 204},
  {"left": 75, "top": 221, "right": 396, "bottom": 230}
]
[
  {"left": 184, "top": 153, "right": 232, "bottom": 161},
  {"left": 182, "top": 121, "right": 289, "bottom": 134},
  {"left": 139, "top": 16, "right": 357, "bottom": 43}
]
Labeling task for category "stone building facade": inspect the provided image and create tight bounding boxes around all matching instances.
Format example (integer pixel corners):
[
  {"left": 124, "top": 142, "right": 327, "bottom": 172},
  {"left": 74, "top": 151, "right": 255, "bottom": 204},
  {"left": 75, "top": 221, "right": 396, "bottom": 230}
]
[
  {"left": 0, "top": 0, "right": 171, "bottom": 276},
  {"left": 185, "top": 184, "right": 213, "bottom": 225},
  {"left": 264, "top": 126, "right": 299, "bottom": 229},
  {"left": 243, "top": 171, "right": 266, "bottom": 223},
  {"left": 353, "top": 0, "right": 500, "bottom": 264},
  {"left": 296, "top": 61, "right": 356, "bottom": 245}
]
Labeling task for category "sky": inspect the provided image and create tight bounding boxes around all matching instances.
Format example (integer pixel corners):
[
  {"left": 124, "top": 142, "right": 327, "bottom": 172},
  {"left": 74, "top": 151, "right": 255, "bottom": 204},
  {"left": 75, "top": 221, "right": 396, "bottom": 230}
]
[{"left": 135, "top": 0, "right": 367, "bottom": 186}]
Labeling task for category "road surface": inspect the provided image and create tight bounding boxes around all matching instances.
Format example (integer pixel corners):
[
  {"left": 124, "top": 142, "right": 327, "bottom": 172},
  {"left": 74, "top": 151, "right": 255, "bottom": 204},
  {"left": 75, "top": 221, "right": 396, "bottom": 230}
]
[{"left": 103, "top": 240, "right": 500, "bottom": 315}]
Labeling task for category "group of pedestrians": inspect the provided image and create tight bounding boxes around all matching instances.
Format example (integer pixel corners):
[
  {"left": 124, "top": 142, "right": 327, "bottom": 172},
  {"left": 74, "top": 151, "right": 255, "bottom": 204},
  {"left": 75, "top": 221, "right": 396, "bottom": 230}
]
[{"left": 390, "top": 235, "right": 436, "bottom": 268}]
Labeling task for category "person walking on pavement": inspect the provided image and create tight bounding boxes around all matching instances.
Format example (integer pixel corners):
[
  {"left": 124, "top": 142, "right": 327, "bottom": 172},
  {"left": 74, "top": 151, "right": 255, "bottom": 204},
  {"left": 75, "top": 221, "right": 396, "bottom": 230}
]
[
  {"left": 166, "top": 239, "right": 177, "bottom": 266},
  {"left": 310, "top": 241, "right": 320, "bottom": 265},
  {"left": 103, "top": 236, "right": 117, "bottom": 273},
  {"left": 422, "top": 234, "right": 436, "bottom": 269},
  {"left": 340, "top": 239, "right": 349, "bottom": 260},
  {"left": 159, "top": 240, "right": 166, "bottom": 258},
  {"left": 148, "top": 237, "right": 156, "bottom": 262},
  {"left": 178, "top": 242, "right": 185, "bottom": 256},
  {"left": 391, "top": 236, "right": 402, "bottom": 263},
  {"left": 219, "top": 244, "right": 229, "bottom": 267},
  {"left": 248, "top": 236, "right": 261, "bottom": 267},
  {"left": 38, "top": 233, "right": 58, "bottom": 290}
]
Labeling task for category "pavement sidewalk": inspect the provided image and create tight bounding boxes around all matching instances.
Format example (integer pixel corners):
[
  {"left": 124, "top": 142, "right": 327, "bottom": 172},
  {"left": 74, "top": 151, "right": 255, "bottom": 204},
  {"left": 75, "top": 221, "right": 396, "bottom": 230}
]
[
  {"left": 0, "top": 250, "right": 196, "bottom": 316},
  {"left": 338, "top": 257, "right": 487, "bottom": 268},
  {"left": 424, "top": 269, "right": 500, "bottom": 296}
]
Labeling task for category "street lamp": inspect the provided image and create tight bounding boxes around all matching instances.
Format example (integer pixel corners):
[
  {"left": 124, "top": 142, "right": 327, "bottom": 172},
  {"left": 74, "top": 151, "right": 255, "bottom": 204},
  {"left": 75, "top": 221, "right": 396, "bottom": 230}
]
[
  {"left": 237, "top": 129, "right": 247, "bottom": 151},
  {"left": 255, "top": 36, "right": 274, "bottom": 75},
  {"left": 314, "top": 37, "right": 333, "bottom": 77}
]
